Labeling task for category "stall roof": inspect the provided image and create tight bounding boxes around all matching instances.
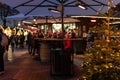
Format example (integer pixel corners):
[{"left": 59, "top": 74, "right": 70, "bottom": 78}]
[{"left": 1, "top": 0, "right": 120, "bottom": 17}]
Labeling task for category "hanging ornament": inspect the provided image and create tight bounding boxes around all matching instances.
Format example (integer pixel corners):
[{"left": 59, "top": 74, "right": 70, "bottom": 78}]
[{"left": 106, "top": 36, "right": 110, "bottom": 42}]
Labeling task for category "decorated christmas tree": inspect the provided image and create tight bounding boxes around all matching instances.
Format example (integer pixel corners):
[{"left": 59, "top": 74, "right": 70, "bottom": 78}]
[{"left": 80, "top": 1, "right": 120, "bottom": 80}]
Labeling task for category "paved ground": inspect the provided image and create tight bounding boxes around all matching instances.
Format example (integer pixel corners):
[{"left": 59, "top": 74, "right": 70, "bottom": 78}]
[
  {"left": 4, "top": 47, "right": 28, "bottom": 62},
  {"left": 0, "top": 47, "right": 86, "bottom": 80}
]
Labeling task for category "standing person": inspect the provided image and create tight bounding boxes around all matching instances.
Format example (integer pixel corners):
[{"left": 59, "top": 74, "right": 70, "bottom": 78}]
[
  {"left": 46, "top": 31, "right": 52, "bottom": 38},
  {"left": 0, "top": 29, "right": 5, "bottom": 75},
  {"left": 14, "top": 35, "right": 19, "bottom": 48},
  {"left": 63, "top": 32, "right": 73, "bottom": 74},
  {"left": 7, "top": 30, "right": 15, "bottom": 62},
  {"left": 38, "top": 30, "right": 44, "bottom": 38},
  {"left": 31, "top": 32, "right": 42, "bottom": 60},
  {"left": 70, "top": 29, "right": 76, "bottom": 54},
  {"left": 64, "top": 32, "right": 73, "bottom": 53},
  {"left": 87, "top": 31, "right": 94, "bottom": 50},
  {"left": 9, "top": 30, "right": 15, "bottom": 54},
  {"left": 57, "top": 30, "right": 66, "bottom": 39},
  {"left": 27, "top": 32, "right": 32, "bottom": 54},
  {"left": 71, "top": 29, "right": 76, "bottom": 38},
  {"left": 20, "top": 33, "right": 25, "bottom": 48}
]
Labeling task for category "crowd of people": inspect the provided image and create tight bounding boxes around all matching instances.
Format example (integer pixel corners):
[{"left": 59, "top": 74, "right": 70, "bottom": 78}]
[
  {"left": 26, "top": 28, "right": 95, "bottom": 57},
  {"left": 0, "top": 28, "right": 26, "bottom": 75},
  {"left": 27, "top": 29, "right": 77, "bottom": 57},
  {"left": 0, "top": 26, "right": 95, "bottom": 75}
]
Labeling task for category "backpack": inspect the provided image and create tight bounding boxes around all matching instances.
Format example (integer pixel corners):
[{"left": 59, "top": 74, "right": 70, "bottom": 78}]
[{"left": 0, "top": 33, "right": 9, "bottom": 47}]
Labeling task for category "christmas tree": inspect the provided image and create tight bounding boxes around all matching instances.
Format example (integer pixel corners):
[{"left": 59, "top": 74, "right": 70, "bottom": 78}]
[{"left": 80, "top": 1, "right": 120, "bottom": 80}]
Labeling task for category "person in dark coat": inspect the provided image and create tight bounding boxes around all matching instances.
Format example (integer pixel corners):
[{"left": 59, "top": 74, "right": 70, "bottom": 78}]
[
  {"left": 0, "top": 29, "right": 5, "bottom": 75},
  {"left": 27, "top": 32, "right": 32, "bottom": 54},
  {"left": 20, "top": 34, "right": 25, "bottom": 48},
  {"left": 87, "top": 32, "right": 94, "bottom": 50},
  {"left": 9, "top": 30, "right": 15, "bottom": 53}
]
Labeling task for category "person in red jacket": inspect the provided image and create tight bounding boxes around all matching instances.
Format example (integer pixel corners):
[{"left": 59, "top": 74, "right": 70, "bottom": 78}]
[
  {"left": 64, "top": 32, "right": 73, "bottom": 53},
  {"left": 63, "top": 32, "right": 73, "bottom": 74}
]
